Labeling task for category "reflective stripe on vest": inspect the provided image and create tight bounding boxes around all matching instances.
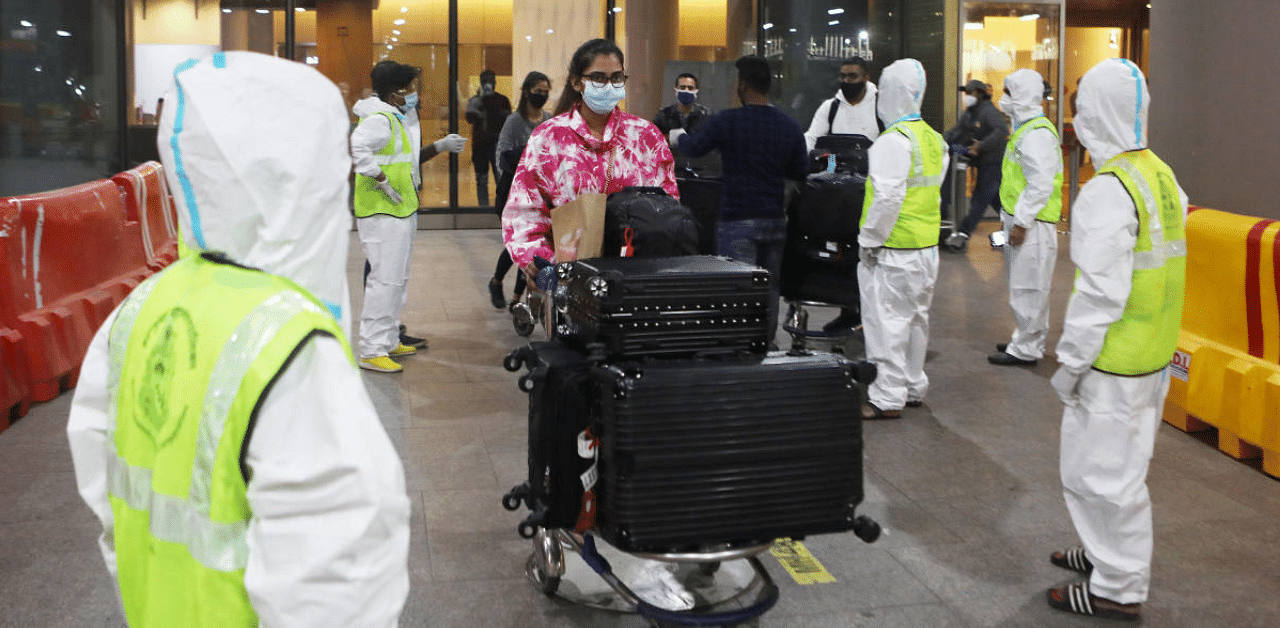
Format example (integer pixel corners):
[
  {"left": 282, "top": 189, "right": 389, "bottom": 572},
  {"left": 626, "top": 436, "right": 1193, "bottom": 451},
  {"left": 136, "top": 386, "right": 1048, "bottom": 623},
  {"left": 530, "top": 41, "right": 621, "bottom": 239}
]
[
  {"left": 354, "top": 111, "right": 419, "bottom": 219},
  {"left": 861, "top": 119, "right": 944, "bottom": 248},
  {"left": 999, "top": 116, "right": 1063, "bottom": 223},
  {"left": 1091, "top": 150, "right": 1187, "bottom": 375}
]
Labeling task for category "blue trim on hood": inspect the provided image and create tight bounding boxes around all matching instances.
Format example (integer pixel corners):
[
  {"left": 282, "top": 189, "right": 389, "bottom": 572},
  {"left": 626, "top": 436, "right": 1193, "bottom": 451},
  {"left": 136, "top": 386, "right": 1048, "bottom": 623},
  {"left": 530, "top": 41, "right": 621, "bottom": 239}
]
[
  {"left": 212, "top": 52, "right": 227, "bottom": 69},
  {"left": 321, "top": 300, "right": 342, "bottom": 322},
  {"left": 1118, "top": 58, "right": 1143, "bottom": 145},
  {"left": 169, "top": 57, "right": 207, "bottom": 250}
]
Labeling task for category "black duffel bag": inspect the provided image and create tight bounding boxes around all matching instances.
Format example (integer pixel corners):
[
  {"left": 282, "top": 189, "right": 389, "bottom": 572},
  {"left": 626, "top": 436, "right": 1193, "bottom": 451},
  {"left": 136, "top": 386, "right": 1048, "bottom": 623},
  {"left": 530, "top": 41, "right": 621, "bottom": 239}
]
[{"left": 602, "top": 186, "right": 699, "bottom": 258}]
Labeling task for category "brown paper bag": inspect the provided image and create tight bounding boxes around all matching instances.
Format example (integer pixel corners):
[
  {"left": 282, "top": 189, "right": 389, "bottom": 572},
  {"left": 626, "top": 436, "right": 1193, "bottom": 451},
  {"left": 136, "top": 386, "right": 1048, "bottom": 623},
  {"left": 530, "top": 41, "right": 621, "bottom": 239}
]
[{"left": 550, "top": 192, "right": 607, "bottom": 261}]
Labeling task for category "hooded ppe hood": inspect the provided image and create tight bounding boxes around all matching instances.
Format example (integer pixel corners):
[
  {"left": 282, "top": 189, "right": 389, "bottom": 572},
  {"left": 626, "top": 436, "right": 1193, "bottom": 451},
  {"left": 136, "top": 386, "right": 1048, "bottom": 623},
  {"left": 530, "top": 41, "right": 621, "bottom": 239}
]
[
  {"left": 877, "top": 59, "right": 926, "bottom": 128},
  {"left": 352, "top": 95, "right": 402, "bottom": 120},
  {"left": 157, "top": 51, "right": 354, "bottom": 333},
  {"left": 1002, "top": 68, "right": 1046, "bottom": 128},
  {"left": 1073, "top": 58, "right": 1150, "bottom": 166}
]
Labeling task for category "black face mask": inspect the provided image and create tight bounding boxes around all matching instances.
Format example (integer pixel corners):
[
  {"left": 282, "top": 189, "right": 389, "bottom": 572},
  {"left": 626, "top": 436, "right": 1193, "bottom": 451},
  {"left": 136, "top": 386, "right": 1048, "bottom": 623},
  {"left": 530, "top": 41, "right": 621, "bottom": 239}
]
[
  {"left": 528, "top": 92, "right": 549, "bottom": 109},
  {"left": 840, "top": 81, "right": 866, "bottom": 101}
]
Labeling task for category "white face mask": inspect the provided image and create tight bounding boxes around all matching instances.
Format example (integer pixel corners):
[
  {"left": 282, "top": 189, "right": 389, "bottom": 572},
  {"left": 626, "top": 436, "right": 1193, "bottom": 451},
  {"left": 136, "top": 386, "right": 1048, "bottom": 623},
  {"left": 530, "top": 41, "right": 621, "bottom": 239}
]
[
  {"left": 582, "top": 82, "right": 625, "bottom": 115},
  {"left": 963, "top": 94, "right": 977, "bottom": 108}
]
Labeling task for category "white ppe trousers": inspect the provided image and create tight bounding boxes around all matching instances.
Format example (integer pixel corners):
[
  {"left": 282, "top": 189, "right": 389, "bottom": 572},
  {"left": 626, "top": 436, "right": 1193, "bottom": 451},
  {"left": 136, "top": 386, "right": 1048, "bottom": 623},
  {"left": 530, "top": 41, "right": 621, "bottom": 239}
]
[
  {"left": 357, "top": 213, "right": 415, "bottom": 358},
  {"left": 1060, "top": 367, "right": 1170, "bottom": 605},
  {"left": 858, "top": 246, "right": 939, "bottom": 410},
  {"left": 1001, "top": 214, "right": 1058, "bottom": 360}
]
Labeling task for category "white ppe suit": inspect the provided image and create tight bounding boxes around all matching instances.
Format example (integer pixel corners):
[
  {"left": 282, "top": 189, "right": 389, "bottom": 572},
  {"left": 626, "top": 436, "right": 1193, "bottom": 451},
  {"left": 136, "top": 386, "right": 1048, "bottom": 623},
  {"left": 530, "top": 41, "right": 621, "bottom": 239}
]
[
  {"left": 68, "top": 52, "right": 411, "bottom": 626},
  {"left": 857, "top": 59, "right": 949, "bottom": 411},
  {"left": 1052, "top": 58, "right": 1188, "bottom": 605},
  {"left": 999, "top": 69, "right": 1062, "bottom": 361},
  {"left": 351, "top": 96, "right": 417, "bottom": 359}
]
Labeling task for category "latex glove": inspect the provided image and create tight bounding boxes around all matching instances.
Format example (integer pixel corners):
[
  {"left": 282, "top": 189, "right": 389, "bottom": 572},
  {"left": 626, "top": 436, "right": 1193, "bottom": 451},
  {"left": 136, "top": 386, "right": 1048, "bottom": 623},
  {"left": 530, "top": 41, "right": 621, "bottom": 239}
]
[
  {"left": 858, "top": 246, "right": 879, "bottom": 267},
  {"left": 1051, "top": 366, "right": 1085, "bottom": 407},
  {"left": 434, "top": 133, "right": 467, "bottom": 154},
  {"left": 1009, "top": 224, "right": 1027, "bottom": 247},
  {"left": 668, "top": 128, "right": 687, "bottom": 148},
  {"left": 373, "top": 177, "right": 402, "bottom": 204}
]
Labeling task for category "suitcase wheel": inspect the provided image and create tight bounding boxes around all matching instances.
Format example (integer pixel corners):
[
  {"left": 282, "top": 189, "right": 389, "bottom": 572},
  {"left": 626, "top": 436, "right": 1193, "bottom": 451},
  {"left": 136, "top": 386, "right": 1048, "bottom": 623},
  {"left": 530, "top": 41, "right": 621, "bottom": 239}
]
[
  {"left": 517, "top": 373, "right": 537, "bottom": 393},
  {"left": 502, "top": 350, "right": 525, "bottom": 372},
  {"left": 853, "top": 514, "right": 881, "bottom": 544},
  {"left": 853, "top": 360, "right": 877, "bottom": 385},
  {"left": 502, "top": 484, "right": 528, "bottom": 511}
]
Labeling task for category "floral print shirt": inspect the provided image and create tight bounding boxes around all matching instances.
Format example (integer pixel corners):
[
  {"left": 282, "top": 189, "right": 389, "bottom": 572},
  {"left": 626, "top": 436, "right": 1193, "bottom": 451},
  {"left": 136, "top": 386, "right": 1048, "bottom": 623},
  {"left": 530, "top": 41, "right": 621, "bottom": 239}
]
[{"left": 501, "top": 104, "right": 679, "bottom": 267}]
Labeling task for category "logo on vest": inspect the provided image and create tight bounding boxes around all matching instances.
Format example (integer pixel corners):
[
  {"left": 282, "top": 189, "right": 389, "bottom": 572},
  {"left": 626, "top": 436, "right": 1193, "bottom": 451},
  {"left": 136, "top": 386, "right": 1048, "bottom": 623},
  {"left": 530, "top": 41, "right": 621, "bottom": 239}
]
[{"left": 134, "top": 308, "right": 198, "bottom": 446}]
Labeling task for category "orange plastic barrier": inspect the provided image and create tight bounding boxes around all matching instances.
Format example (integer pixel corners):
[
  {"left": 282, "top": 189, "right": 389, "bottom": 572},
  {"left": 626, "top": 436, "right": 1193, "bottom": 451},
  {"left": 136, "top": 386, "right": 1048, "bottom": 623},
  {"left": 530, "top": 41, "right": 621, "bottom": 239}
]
[
  {"left": 0, "top": 179, "right": 153, "bottom": 424},
  {"left": 1163, "top": 208, "right": 1280, "bottom": 477},
  {"left": 112, "top": 161, "right": 180, "bottom": 270}
]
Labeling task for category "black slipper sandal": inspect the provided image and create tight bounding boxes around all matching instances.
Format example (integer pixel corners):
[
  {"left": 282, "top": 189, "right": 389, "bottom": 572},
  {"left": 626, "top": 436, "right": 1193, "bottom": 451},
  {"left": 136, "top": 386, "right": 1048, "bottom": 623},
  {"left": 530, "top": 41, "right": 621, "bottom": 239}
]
[
  {"left": 1046, "top": 582, "right": 1141, "bottom": 621},
  {"left": 1050, "top": 547, "right": 1094, "bottom": 574}
]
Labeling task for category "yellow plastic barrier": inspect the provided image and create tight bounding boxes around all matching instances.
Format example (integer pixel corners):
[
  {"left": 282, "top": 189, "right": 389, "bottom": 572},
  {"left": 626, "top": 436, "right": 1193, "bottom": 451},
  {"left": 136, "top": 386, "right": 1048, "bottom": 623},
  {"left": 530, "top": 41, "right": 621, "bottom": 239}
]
[{"left": 1163, "top": 208, "right": 1280, "bottom": 477}]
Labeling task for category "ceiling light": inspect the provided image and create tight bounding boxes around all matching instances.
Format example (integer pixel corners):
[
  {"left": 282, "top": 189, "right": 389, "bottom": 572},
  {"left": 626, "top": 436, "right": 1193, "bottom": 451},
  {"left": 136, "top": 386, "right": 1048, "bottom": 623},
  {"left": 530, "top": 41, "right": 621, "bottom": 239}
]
[
  {"left": 255, "top": 9, "right": 269, "bottom": 14},
  {"left": 394, "top": 19, "right": 406, "bottom": 25},
  {"left": 762, "top": 22, "right": 773, "bottom": 30},
  {"left": 525, "top": 35, "right": 532, "bottom": 42},
  {"left": 387, "top": 44, "right": 393, "bottom": 50},
  {"left": 1021, "top": 13, "right": 1040, "bottom": 21},
  {"left": 221, "top": 8, "right": 231, "bottom": 13},
  {"left": 859, "top": 30, "right": 868, "bottom": 40},
  {"left": 391, "top": 37, "right": 398, "bottom": 42},
  {"left": 828, "top": 20, "right": 839, "bottom": 26},
  {"left": 545, "top": 28, "right": 554, "bottom": 34},
  {"left": 964, "top": 22, "right": 984, "bottom": 30},
  {"left": 295, "top": 7, "right": 305, "bottom": 12},
  {"left": 401, "top": 6, "right": 409, "bottom": 12},
  {"left": 828, "top": 8, "right": 844, "bottom": 15},
  {"left": 34, "top": 65, "right": 42, "bottom": 72},
  {"left": 392, "top": 29, "right": 401, "bottom": 35},
  {"left": 56, "top": 30, "right": 71, "bottom": 36},
  {"left": 19, "top": 20, "right": 32, "bottom": 27}
]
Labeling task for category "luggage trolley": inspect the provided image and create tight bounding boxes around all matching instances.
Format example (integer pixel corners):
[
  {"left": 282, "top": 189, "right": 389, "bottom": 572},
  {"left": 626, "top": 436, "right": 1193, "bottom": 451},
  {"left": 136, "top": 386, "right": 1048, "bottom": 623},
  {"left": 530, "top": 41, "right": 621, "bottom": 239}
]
[{"left": 501, "top": 340, "right": 882, "bottom": 625}]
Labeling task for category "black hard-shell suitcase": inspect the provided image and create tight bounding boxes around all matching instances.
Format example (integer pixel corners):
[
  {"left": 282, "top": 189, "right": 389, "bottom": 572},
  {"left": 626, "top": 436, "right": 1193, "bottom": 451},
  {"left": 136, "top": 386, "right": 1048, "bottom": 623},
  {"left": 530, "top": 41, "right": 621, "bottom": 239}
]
[
  {"left": 812, "top": 133, "right": 873, "bottom": 176},
  {"left": 592, "top": 351, "right": 866, "bottom": 553},
  {"left": 674, "top": 177, "right": 721, "bottom": 255},
  {"left": 780, "top": 172, "right": 865, "bottom": 307},
  {"left": 554, "top": 256, "right": 771, "bottom": 359},
  {"left": 602, "top": 187, "right": 699, "bottom": 258},
  {"left": 502, "top": 341, "right": 598, "bottom": 536}
]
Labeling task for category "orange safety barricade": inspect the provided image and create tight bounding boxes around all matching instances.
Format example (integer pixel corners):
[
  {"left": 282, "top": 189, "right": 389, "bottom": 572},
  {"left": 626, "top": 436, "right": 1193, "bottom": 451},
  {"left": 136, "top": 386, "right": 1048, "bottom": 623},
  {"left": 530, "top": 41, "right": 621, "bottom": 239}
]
[
  {"left": 1164, "top": 208, "right": 1280, "bottom": 477},
  {"left": 112, "top": 161, "right": 180, "bottom": 270},
  {"left": 0, "top": 180, "right": 152, "bottom": 413}
]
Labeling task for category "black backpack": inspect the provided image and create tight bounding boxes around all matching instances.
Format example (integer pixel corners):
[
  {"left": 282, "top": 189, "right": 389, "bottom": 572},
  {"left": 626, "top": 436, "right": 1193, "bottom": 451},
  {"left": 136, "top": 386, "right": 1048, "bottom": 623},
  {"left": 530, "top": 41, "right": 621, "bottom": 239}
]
[{"left": 602, "top": 187, "right": 699, "bottom": 258}]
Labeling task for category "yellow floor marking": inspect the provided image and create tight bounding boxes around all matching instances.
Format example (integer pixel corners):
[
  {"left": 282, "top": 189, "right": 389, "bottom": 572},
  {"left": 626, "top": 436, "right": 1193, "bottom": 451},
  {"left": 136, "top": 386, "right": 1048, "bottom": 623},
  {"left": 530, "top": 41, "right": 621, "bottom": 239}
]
[{"left": 768, "top": 538, "right": 836, "bottom": 585}]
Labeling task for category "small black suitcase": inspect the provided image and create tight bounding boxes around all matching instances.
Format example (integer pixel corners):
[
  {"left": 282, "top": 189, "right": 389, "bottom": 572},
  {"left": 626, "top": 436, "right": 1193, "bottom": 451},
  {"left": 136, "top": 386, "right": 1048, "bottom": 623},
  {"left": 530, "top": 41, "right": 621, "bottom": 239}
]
[
  {"left": 554, "top": 256, "right": 771, "bottom": 359},
  {"left": 780, "top": 173, "right": 865, "bottom": 307},
  {"left": 502, "top": 342, "right": 598, "bottom": 536},
  {"left": 591, "top": 351, "right": 866, "bottom": 553}
]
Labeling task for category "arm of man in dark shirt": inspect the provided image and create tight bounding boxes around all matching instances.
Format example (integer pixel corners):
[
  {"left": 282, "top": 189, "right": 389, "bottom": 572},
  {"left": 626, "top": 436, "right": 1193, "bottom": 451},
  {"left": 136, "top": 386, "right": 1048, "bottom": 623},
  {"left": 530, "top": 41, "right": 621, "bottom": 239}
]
[
  {"left": 785, "top": 124, "right": 809, "bottom": 181},
  {"left": 677, "top": 112, "right": 719, "bottom": 158}
]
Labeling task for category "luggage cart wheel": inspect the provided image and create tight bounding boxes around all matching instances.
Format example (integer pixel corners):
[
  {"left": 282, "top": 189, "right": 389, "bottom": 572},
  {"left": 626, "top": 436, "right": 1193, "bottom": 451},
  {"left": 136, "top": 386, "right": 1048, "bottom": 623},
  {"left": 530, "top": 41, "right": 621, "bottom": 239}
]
[
  {"left": 527, "top": 528, "right": 564, "bottom": 596},
  {"left": 853, "top": 514, "right": 882, "bottom": 544},
  {"left": 514, "top": 319, "right": 536, "bottom": 337},
  {"left": 518, "top": 373, "right": 537, "bottom": 393},
  {"left": 526, "top": 553, "right": 561, "bottom": 596}
]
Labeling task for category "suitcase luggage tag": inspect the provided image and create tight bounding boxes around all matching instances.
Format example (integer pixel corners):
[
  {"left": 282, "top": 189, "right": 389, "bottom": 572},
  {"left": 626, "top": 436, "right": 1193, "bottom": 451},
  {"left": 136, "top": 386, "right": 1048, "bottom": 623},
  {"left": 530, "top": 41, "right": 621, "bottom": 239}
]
[
  {"left": 825, "top": 154, "right": 837, "bottom": 174},
  {"left": 620, "top": 227, "right": 635, "bottom": 257},
  {"left": 574, "top": 428, "right": 600, "bottom": 533}
]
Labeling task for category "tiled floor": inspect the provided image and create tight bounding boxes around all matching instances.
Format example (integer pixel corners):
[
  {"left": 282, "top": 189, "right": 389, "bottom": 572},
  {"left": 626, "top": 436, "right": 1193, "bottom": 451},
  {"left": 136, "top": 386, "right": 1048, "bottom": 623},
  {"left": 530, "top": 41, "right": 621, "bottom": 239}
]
[{"left": 4, "top": 223, "right": 1280, "bottom": 627}]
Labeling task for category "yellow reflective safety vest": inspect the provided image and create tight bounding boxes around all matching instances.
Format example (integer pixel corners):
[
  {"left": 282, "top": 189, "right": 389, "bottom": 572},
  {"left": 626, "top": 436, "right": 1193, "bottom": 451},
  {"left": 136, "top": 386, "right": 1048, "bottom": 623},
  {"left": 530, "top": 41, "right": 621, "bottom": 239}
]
[
  {"left": 861, "top": 118, "right": 944, "bottom": 248},
  {"left": 353, "top": 111, "right": 419, "bottom": 218},
  {"left": 1091, "top": 149, "right": 1187, "bottom": 375},
  {"left": 104, "top": 253, "right": 354, "bottom": 627},
  {"left": 999, "top": 116, "right": 1063, "bottom": 223}
]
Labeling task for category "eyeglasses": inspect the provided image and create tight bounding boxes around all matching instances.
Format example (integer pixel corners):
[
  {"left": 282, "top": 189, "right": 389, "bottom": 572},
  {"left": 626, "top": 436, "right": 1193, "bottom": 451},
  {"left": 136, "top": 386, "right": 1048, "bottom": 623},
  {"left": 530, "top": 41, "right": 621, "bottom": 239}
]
[{"left": 583, "top": 72, "right": 628, "bottom": 88}]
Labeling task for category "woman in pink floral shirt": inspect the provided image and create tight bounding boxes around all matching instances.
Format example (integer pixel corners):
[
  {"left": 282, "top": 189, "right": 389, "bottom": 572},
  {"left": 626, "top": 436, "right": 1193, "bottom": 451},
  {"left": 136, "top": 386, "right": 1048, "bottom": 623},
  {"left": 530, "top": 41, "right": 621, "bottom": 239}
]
[{"left": 502, "top": 38, "right": 679, "bottom": 270}]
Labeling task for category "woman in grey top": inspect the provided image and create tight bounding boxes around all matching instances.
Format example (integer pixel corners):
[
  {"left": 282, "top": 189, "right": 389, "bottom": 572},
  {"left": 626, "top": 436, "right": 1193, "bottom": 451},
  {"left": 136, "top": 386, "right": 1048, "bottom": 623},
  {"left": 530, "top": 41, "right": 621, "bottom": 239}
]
[{"left": 489, "top": 71, "right": 552, "bottom": 309}]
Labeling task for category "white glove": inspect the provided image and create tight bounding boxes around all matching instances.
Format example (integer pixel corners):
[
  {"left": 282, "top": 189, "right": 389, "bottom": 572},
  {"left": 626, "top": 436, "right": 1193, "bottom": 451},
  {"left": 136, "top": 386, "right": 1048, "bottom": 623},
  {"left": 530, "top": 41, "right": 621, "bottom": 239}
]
[
  {"left": 1050, "top": 366, "right": 1085, "bottom": 407},
  {"left": 858, "top": 246, "right": 879, "bottom": 267},
  {"left": 373, "top": 177, "right": 403, "bottom": 204},
  {"left": 668, "top": 128, "right": 687, "bottom": 148},
  {"left": 434, "top": 133, "right": 467, "bottom": 154}
]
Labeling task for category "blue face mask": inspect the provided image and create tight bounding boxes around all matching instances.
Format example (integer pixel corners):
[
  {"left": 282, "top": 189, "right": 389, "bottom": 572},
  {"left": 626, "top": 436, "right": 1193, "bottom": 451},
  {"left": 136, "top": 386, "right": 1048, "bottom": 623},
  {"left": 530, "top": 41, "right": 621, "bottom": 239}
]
[
  {"left": 582, "top": 82, "right": 625, "bottom": 115},
  {"left": 400, "top": 92, "right": 418, "bottom": 114},
  {"left": 675, "top": 90, "right": 697, "bottom": 106}
]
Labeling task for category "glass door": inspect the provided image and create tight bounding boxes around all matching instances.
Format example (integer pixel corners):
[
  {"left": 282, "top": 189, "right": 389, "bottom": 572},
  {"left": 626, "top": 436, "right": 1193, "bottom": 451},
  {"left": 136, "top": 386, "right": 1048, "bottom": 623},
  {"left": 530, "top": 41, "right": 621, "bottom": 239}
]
[{"left": 959, "top": 0, "right": 1063, "bottom": 130}]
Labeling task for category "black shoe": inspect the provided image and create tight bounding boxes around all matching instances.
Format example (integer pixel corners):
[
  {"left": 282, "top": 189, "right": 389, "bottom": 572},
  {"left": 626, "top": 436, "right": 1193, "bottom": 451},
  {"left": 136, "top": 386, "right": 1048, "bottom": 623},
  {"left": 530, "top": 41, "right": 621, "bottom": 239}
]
[
  {"left": 988, "top": 351, "right": 1036, "bottom": 366},
  {"left": 996, "top": 343, "right": 1008, "bottom": 353},
  {"left": 487, "top": 278, "right": 506, "bottom": 309},
  {"left": 944, "top": 232, "right": 969, "bottom": 253},
  {"left": 822, "top": 310, "right": 861, "bottom": 334},
  {"left": 400, "top": 331, "right": 428, "bottom": 349}
]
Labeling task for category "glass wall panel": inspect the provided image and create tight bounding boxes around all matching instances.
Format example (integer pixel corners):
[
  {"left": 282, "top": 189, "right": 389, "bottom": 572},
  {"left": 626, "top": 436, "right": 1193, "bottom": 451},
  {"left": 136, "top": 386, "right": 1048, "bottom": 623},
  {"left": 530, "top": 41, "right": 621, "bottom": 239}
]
[
  {"left": 960, "top": 1, "right": 1062, "bottom": 128},
  {"left": 0, "top": 0, "right": 123, "bottom": 195},
  {"left": 758, "top": 0, "right": 872, "bottom": 129}
]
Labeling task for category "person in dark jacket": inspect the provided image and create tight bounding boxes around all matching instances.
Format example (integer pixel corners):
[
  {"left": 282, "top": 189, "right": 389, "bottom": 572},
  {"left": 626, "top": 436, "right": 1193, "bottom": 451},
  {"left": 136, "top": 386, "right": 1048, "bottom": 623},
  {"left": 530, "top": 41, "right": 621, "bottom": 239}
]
[
  {"left": 942, "top": 79, "right": 1010, "bottom": 252},
  {"left": 654, "top": 73, "right": 714, "bottom": 174},
  {"left": 465, "top": 70, "right": 512, "bottom": 206}
]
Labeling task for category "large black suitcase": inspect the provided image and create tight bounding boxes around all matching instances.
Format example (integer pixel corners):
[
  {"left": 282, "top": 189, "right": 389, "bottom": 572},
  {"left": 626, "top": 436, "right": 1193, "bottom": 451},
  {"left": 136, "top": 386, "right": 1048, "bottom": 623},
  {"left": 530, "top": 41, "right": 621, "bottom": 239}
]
[
  {"left": 780, "top": 172, "right": 865, "bottom": 307},
  {"left": 554, "top": 255, "right": 771, "bottom": 359},
  {"left": 502, "top": 341, "right": 598, "bottom": 536},
  {"left": 592, "top": 351, "right": 866, "bottom": 553}
]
